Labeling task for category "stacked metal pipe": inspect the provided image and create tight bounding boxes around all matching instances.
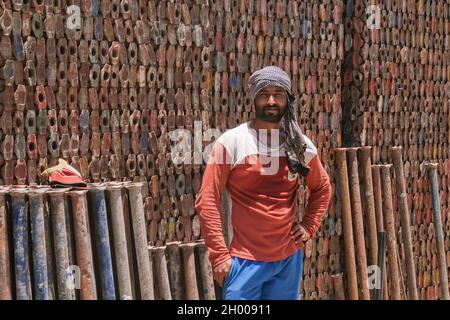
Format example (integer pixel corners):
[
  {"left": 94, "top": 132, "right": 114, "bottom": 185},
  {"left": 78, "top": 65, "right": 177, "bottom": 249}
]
[
  {"left": 330, "top": 147, "right": 399, "bottom": 300},
  {"left": 421, "top": 162, "right": 450, "bottom": 300},
  {"left": 327, "top": 146, "right": 450, "bottom": 300},
  {"left": 0, "top": 183, "right": 215, "bottom": 300},
  {"left": 287, "top": 0, "right": 345, "bottom": 301},
  {"left": 340, "top": 0, "right": 450, "bottom": 300},
  {"left": 0, "top": 0, "right": 449, "bottom": 301},
  {"left": 0, "top": 0, "right": 346, "bottom": 247}
]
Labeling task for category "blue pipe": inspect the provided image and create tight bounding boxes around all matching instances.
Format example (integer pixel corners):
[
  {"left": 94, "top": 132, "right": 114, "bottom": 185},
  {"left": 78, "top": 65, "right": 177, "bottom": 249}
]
[
  {"left": 88, "top": 186, "right": 116, "bottom": 300},
  {"left": 11, "top": 190, "right": 32, "bottom": 300},
  {"left": 29, "top": 191, "right": 49, "bottom": 300}
]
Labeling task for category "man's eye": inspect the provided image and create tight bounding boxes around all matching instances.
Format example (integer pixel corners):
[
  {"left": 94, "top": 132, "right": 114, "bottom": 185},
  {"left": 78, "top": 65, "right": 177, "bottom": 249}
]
[{"left": 257, "top": 93, "right": 286, "bottom": 100}]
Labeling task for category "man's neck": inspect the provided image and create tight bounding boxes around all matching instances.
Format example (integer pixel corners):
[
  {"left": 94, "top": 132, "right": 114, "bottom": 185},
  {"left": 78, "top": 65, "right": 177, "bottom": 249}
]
[
  {"left": 250, "top": 119, "right": 281, "bottom": 131},
  {"left": 249, "top": 119, "right": 285, "bottom": 145}
]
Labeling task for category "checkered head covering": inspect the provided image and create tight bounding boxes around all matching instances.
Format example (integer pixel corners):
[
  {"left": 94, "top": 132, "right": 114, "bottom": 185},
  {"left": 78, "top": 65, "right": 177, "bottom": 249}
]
[{"left": 248, "top": 66, "right": 310, "bottom": 176}]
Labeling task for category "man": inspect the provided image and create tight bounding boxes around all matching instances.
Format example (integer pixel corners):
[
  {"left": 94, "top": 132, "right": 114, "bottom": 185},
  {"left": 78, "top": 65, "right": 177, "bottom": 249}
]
[{"left": 195, "top": 66, "right": 331, "bottom": 300}]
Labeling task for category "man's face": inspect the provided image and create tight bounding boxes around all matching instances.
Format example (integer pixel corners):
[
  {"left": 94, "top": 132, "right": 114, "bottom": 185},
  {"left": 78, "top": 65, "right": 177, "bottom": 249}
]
[{"left": 254, "top": 86, "right": 288, "bottom": 123}]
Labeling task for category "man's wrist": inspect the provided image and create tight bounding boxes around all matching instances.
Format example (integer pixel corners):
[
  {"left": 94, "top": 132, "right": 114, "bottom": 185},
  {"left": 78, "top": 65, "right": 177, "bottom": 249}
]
[{"left": 212, "top": 252, "right": 232, "bottom": 270}]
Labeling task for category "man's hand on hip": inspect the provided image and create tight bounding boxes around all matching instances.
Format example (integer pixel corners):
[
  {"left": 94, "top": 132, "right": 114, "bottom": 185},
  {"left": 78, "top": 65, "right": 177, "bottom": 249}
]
[
  {"left": 291, "top": 221, "right": 311, "bottom": 244},
  {"left": 213, "top": 258, "right": 233, "bottom": 287}
]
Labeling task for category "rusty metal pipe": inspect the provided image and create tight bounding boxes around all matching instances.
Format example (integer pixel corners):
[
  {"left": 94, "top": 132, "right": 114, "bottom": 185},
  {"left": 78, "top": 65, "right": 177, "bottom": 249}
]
[
  {"left": 29, "top": 189, "right": 50, "bottom": 300},
  {"left": 48, "top": 189, "right": 75, "bottom": 300},
  {"left": 43, "top": 189, "right": 56, "bottom": 300},
  {"left": 358, "top": 147, "right": 378, "bottom": 267},
  {"left": 153, "top": 246, "right": 172, "bottom": 300},
  {"left": 334, "top": 148, "right": 358, "bottom": 300},
  {"left": 88, "top": 185, "right": 116, "bottom": 300},
  {"left": 0, "top": 188, "right": 12, "bottom": 299},
  {"left": 10, "top": 188, "right": 32, "bottom": 300},
  {"left": 126, "top": 183, "right": 155, "bottom": 299},
  {"left": 424, "top": 163, "right": 450, "bottom": 300},
  {"left": 69, "top": 190, "right": 97, "bottom": 300},
  {"left": 120, "top": 185, "right": 137, "bottom": 298},
  {"left": 63, "top": 193, "right": 76, "bottom": 271},
  {"left": 379, "top": 165, "right": 401, "bottom": 300},
  {"left": 166, "top": 242, "right": 184, "bottom": 300},
  {"left": 371, "top": 166, "right": 384, "bottom": 234},
  {"left": 331, "top": 273, "right": 345, "bottom": 300},
  {"left": 106, "top": 183, "right": 133, "bottom": 300},
  {"left": 180, "top": 243, "right": 199, "bottom": 300},
  {"left": 371, "top": 165, "right": 389, "bottom": 300},
  {"left": 196, "top": 241, "right": 216, "bottom": 300},
  {"left": 375, "top": 231, "right": 386, "bottom": 300},
  {"left": 389, "top": 147, "right": 418, "bottom": 300},
  {"left": 346, "top": 148, "right": 370, "bottom": 300}
]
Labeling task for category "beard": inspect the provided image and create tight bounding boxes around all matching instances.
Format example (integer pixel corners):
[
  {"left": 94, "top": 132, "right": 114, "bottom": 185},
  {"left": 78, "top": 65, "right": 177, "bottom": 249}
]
[{"left": 255, "top": 104, "right": 286, "bottom": 123}]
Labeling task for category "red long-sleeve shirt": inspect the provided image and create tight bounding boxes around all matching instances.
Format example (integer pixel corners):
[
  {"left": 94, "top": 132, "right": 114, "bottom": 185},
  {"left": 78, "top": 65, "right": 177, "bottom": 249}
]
[{"left": 195, "top": 122, "right": 332, "bottom": 269}]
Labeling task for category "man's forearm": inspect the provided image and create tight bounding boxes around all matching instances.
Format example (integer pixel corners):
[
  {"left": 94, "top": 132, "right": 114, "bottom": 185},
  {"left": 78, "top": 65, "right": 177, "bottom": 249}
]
[
  {"left": 197, "top": 207, "right": 231, "bottom": 269},
  {"left": 302, "top": 181, "right": 332, "bottom": 236},
  {"left": 303, "top": 155, "right": 332, "bottom": 236}
]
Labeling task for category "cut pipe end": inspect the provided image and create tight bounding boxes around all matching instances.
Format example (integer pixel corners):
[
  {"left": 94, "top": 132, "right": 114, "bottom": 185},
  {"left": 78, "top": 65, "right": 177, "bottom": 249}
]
[
  {"left": 125, "top": 182, "right": 145, "bottom": 190},
  {"left": 105, "top": 181, "right": 124, "bottom": 190},
  {"left": 47, "top": 188, "right": 72, "bottom": 196},
  {"left": 87, "top": 183, "right": 107, "bottom": 191},
  {"left": 27, "top": 188, "right": 50, "bottom": 196},
  {"left": 179, "top": 243, "right": 196, "bottom": 249},
  {"left": 422, "top": 162, "right": 438, "bottom": 170},
  {"left": 9, "top": 187, "right": 28, "bottom": 195},
  {"left": 68, "top": 189, "right": 88, "bottom": 196}
]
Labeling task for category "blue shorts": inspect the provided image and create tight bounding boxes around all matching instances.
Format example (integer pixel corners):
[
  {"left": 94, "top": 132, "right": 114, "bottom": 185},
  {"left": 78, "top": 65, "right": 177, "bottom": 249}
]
[{"left": 223, "top": 250, "right": 303, "bottom": 300}]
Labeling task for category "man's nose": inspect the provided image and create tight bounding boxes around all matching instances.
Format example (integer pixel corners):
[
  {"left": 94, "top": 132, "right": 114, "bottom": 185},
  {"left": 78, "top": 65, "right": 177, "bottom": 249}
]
[{"left": 267, "top": 95, "right": 276, "bottom": 105}]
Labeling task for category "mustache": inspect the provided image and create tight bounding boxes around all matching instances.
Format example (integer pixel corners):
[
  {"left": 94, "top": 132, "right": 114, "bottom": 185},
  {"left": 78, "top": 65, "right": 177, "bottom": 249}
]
[{"left": 263, "top": 104, "right": 281, "bottom": 110}]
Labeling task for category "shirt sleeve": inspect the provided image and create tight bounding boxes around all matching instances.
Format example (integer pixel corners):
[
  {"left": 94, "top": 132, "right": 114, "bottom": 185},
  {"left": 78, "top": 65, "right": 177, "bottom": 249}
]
[
  {"left": 194, "top": 141, "right": 233, "bottom": 269},
  {"left": 302, "top": 154, "right": 332, "bottom": 237}
]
